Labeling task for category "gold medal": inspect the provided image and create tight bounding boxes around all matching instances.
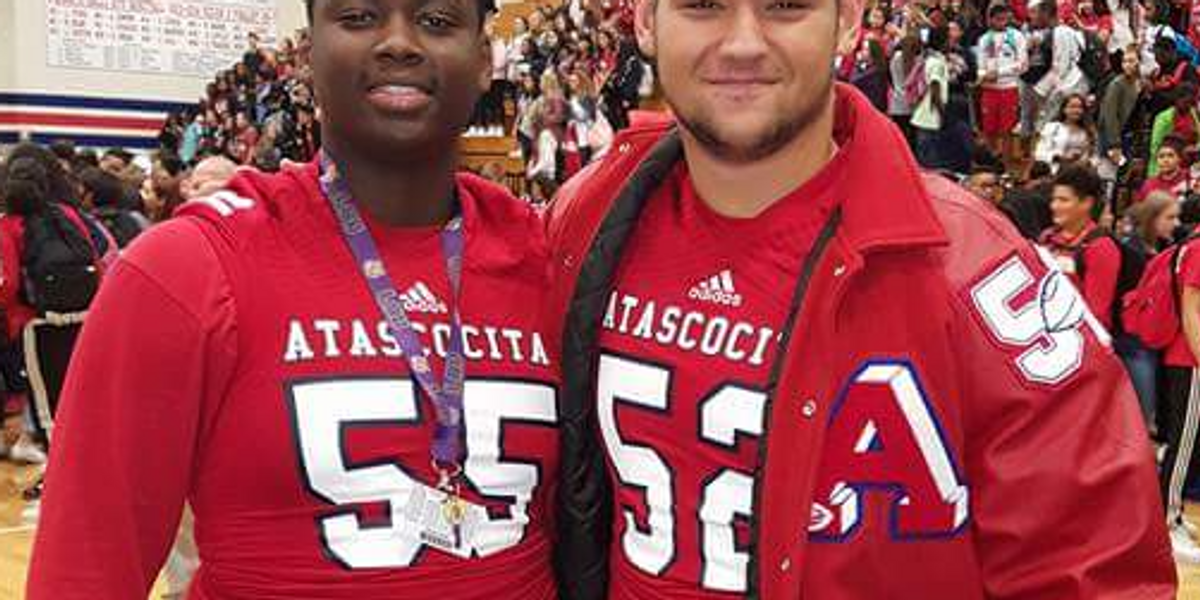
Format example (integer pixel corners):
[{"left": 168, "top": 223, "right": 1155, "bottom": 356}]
[{"left": 442, "top": 493, "right": 468, "bottom": 525}]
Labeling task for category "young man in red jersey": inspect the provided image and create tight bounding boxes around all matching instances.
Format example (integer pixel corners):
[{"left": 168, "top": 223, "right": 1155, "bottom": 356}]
[
  {"left": 546, "top": 0, "right": 1176, "bottom": 598},
  {"left": 28, "top": 1, "right": 561, "bottom": 598}
]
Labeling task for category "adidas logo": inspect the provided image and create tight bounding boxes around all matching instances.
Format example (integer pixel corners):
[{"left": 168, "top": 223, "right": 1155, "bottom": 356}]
[
  {"left": 688, "top": 269, "right": 743, "bottom": 307},
  {"left": 400, "top": 281, "right": 449, "bottom": 314}
]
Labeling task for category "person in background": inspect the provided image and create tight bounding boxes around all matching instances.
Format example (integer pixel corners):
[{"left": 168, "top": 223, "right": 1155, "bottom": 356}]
[
  {"left": 1034, "top": 93, "right": 1096, "bottom": 167},
  {"left": 1002, "top": 160, "right": 1057, "bottom": 238},
  {"left": 965, "top": 163, "right": 1006, "bottom": 206},
  {"left": 976, "top": 3, "right": 1027, "bottom": 166},
  {"left": 142, "top": 153, "right": 188, "bottom": 223},
  {"left": 913, "top": 27, "right": 953, "bottom": 170},
  {"left": 98, "top": 148, "right": 133, "bottom": 176},
  {"left": 1021, "top": 1, "right": 1055, "bottom": 142},
  {"left": 1139, "top": 134, "right": 1191, "bottom": 201},
  {"left": 1098, "top": 45, "right": 1144, "bottom": 183},
  {"left": 1158, "top": 185, "right": 1200, "bottom": 563},
  {"left": 77, "top": 167, "right": 149, "bottom": 249},
  {"left": 889, "top": 34, "right": 923, "bottom": 146},
  {"left": 1147, "top": 34, "right": 1198, "bottom": 116},
  {"left": 1039, "top": 163, "right": 1122, "bottom": 331},
  {"left": 941, "top": 18, "right": 975, "bottom": 173},
  {"left": 0, "top": 158, "right": 47, "bottom": 467},
  {"left": 1032, "top": 0, "right": 1090, "bottom": 130},
  {"left": 180, "top": 112, "right": 205, "bottom": 165},
  {"left": 841, "top": 5, "right": 895, "bottom": 111},
  {"left": 180, "top": 155, "right": 239, "bottom": 202},
  {"left": 1075, "top": 0, "right": 1113, "bottom": 42},
  {"left": 1121, "top": 191, "right": 1181, "bottom": 432},
  {"left": 1148, "top": 83, "right": 1200, "bottom": 177}
]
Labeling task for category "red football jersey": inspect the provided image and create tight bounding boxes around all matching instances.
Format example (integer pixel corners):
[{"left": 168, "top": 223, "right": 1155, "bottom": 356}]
[
  {"left": 27, "top": 164, "right": 561, "bottom": 599},
  {"left": 596, "top": 159, "right": 842, "bottom": 599}
]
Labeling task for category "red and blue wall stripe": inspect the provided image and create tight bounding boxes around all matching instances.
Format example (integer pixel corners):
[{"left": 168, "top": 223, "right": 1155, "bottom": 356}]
[{"left": 0, "top": 92, "right": 192, "bottom": 150}]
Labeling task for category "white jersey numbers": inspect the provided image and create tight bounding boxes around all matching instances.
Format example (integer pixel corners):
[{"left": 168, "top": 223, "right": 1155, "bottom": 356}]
[
  {"left": 598, "top": 353, "right": 766, "bottom": 593},
  {"left": 600, "top": 355, "right": 968, "bottom": 592},
  {"left": 287, "top": 377, "right": 556, "bottom": 569}
]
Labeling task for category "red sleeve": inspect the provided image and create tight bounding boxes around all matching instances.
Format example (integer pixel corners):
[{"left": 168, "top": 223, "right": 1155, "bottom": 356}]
[
  {"left": 958, "top": 246, "right": 1176, "bottom": 598},
  {"left": 1081, "top": 238, "right": 1121, "bottom": 331},
  {"left": 1177, "top": 240, "right": 1200, "bottom": 290},
  {"left": 26, "top": 218, "right": 237, "bottom": 599}
]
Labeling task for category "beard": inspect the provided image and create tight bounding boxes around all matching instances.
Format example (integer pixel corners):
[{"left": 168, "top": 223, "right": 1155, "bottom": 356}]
[{"left": 671, "top": 75, "right": 833, "bottom": 164}]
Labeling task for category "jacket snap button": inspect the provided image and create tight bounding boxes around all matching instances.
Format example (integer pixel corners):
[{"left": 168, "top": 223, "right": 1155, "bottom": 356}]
[
  {"left": 801, "top": 400, "right": 817, "bottom": 418},
  {"left": 833, "top": 264, "right": 847, "bottom": 277},
  {"left": 619, "top": 142, "right": 632, "bottom": 154},
  {"left": 780, "top": 558, "right": 791, "bottom": 572}
]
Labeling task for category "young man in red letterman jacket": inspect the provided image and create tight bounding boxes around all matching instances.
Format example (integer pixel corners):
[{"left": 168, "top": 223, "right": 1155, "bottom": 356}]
[
  {"left": 546, "top": 0, "right": 1177, "bottom": 598},
  {"left": 29, "top": 0, "right": 563, "bottom": 598}
]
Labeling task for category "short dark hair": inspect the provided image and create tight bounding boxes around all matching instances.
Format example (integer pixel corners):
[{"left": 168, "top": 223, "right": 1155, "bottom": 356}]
[
  {"left": 1029, "top": 160, "right": 1053, "bottom": 181},
  {"left": 77, "top": 166, "right": 126, "bottom": 208},
  {"left": 304, "top": 0, "right": 496, "bottom": 24},
  {"left": 926, "top": 26, "right": 949, "bottom": 52},
  {"left": 49, "top": 139, "right": 76, "bottom": 162},
  {"left": 988, "top": 2, "right": 1013, "bottom": 17},
  {"left": 1054, "top": 163, "right": 1105, "bottom": 218},
  {"left": 1035, "top": 0, "right": 1059, "bottom": 16},
  {"left": 1161, "top": 134, "right": 1188, "bottom": 158},
  {"left": 0, "top": 156, "right": 51, "bottom": 216}
]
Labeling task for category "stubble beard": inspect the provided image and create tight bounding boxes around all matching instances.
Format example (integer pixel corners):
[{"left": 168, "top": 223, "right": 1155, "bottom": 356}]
[{"left": 671, "top": 74, "right": 833, "bottom": 164}]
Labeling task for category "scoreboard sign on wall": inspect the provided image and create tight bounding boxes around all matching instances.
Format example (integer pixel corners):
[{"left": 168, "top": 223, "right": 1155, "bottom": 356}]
[{"left": 45, "top": 0, "right": 277, "bottom": 77}]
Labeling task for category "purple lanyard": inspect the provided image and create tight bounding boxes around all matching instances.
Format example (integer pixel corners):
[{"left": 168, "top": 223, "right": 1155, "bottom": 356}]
[{"left": 318, "top": 151, "right": 468, "bottom": 480}]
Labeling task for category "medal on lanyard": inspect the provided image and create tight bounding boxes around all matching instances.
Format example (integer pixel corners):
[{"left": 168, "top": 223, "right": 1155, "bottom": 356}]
[{"left": 319, "top": 152, "right": 470, "bottom": 545}]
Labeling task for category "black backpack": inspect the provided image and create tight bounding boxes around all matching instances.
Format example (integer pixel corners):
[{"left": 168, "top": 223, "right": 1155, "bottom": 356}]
[
  {"left": 1076, "top": 229, "right": 1148, "bottom": 335},
  {"left": 22, "top": 205, "right": 101, "bottom": 315},
  {"left": 93, "top": 207, "right": 146, "bottom": 249},
  {"left": 1077, "top": 29, "right": 1110, "bottom": 90},
  {"left": 1022, "top": 29, "right": 1054, "bottom": 84}
]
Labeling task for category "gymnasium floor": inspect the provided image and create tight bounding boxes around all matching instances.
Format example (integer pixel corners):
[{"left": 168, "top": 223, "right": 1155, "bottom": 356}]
[{"left": 1, "top": 461, "right": 1198, "bottom": 599}]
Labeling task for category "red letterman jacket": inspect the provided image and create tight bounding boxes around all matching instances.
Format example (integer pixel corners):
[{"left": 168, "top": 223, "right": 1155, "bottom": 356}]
[{"left": 546, "top": 85, "right": 1176, "bottom": 599}]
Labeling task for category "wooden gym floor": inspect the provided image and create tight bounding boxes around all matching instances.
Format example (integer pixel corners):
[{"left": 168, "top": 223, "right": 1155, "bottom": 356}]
[{"left": 0, "top": 461, "right": 1197, "bottom": 598}]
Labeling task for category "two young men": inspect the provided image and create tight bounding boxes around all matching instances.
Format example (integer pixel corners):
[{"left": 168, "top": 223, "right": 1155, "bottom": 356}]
[{"left": 30, "top": 0, "right": 1176, "bottom": 598}]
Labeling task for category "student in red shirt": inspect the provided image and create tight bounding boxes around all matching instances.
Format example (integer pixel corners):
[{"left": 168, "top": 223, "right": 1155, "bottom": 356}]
[
  {"left": 1160, "top": 218, "right": 1200, "bottom": 563},
  {"left": 1139, "top": 135, "right": 1191, "bottom": 202},
  {"left": 1039, "top": 163, "right": 1122, "bottom": 331}
]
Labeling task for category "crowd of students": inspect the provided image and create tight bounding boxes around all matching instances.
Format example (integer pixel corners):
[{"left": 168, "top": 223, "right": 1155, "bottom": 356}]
[
  {"left": 0, "top": 142, "right": 236, "bottom": 482},
  {"left": 157, "top": 30, "right": 321, "bottom": 172},
  {"left": 158, "top": 2, "right": 649, "bottom": 204}
]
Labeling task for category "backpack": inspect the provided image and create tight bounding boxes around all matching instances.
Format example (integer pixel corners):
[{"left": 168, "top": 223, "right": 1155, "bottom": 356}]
[
  {"left": 1022, "top": 29, "right": 1054, "bottom": 84},
  {"left": 1121, "top": 234, "right": 1200, "bottom": 348},
  {"left": 1077, "top": 29, "right": 1110, "bottom": 89},
  {"left": 1174, "top": 31, "right": 1200, "bottom": 67},
  {"left": 93, "top": 207, "right": 147, "bottom": 249},
  {"left": 1076, "top": 230, "right": 1147, "bottom": 335},
  {"left": 21, "top": 205, "right": 101, "bottom": 315}
]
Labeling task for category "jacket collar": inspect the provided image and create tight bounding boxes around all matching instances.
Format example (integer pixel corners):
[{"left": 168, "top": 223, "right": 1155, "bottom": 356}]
[{"left": 831, "top": 84, "right": 948, "bottom": 255}]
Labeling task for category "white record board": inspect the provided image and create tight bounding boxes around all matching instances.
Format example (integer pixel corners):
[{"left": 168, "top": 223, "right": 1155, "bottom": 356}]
[{"left": 46, "top": 0, "right": 277, "bottom": 77}]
